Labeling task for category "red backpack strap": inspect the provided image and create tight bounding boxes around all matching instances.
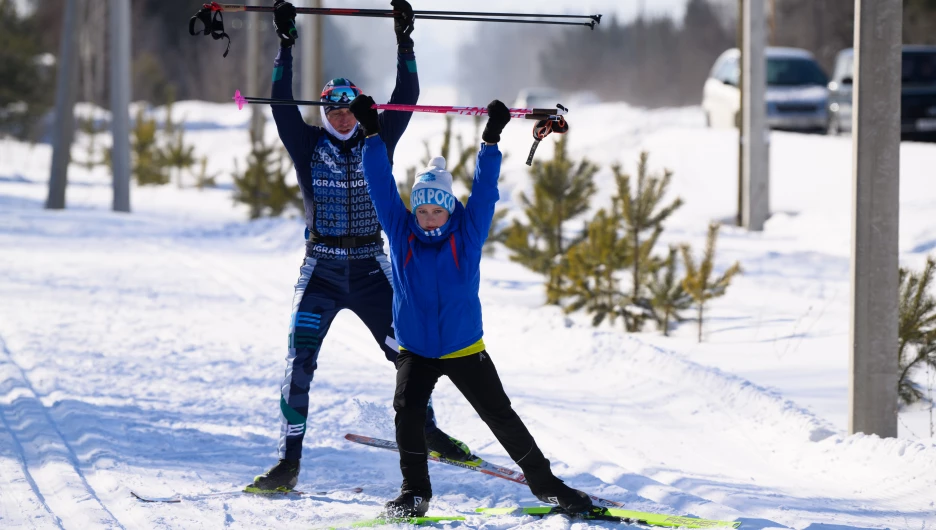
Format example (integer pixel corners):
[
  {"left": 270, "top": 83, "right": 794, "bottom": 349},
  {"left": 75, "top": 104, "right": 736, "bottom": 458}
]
[
  {"left": 448, "top": 234, "right": 460, "bottom": 270},
  {"left": 403, "top": 233, "right": 415, "bottom": 268}
]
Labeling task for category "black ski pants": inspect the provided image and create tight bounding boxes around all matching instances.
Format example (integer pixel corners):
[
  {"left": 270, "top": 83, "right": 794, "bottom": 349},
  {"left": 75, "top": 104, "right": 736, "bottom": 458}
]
[{"left": 393, "top": 350, "right": 555, "bottom": 494}]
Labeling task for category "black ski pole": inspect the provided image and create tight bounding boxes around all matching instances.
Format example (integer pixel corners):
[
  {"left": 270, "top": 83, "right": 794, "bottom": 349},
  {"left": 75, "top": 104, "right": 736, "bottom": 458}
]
[
  {"left": 191, "top": 3, "right": 601, "bottom": 56},
  {"left": 206, "top": 3, "right": 601, "bottom": 23}
]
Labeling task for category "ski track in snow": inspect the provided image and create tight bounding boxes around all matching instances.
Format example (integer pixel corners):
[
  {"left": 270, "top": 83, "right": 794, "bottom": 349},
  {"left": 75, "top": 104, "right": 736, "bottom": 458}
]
[{"left": 0, "top": 335, "right": 127, "bottom": 529}]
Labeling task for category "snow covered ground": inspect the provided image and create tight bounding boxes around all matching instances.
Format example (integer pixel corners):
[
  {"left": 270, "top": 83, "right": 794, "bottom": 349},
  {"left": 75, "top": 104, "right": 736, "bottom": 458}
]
[{"left": 1, "top": 98, "right": 935, "bottom": 530}]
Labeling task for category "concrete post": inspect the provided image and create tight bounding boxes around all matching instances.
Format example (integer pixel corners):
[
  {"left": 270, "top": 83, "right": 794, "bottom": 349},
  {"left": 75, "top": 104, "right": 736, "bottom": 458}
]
[
  {"left": 110, "top": 0, "right": 132, "bottom": 213},
  {"left": 741, "top": 0, "right": 769, "bottom": 231},
  {"left": 848, "top": 0, "right": 901, "bottom": 437},
  {"left": 301, "top": 0, "right": 323, "bottom": 125},
  {"left": 46, "top": 0, "right": 82, "bottom": 210},
  {"left": 246, "top": 10, "right": 264, "bottom": 139}
]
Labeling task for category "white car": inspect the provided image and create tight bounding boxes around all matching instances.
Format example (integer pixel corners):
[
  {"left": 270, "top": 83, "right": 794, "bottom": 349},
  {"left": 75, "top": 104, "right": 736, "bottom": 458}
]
[
  {"left": 513, "top": 87, "right": 563, "bottom": 110},
  {"left": 702, "top": 47, "right": 830, "bottom": 132}
]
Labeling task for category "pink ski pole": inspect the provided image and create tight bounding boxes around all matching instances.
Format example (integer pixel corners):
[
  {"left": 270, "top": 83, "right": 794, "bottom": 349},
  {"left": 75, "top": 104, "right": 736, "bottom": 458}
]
[{"left": 232, "top": 90, "right": 567, "bottom": 120}]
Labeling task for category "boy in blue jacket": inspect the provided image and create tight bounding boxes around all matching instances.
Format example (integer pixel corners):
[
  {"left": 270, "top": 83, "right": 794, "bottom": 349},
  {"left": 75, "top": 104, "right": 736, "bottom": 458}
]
[{"left": 350, "top": 96, "right": 596, "bottom": 517}]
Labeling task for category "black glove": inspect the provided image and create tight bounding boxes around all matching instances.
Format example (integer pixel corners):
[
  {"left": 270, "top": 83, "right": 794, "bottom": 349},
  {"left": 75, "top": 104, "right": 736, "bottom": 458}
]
[
  {"left": 391, "top": 0, "right": 415, "bottom": 45},
  {"left": 482, "top": 100, "right": 511, "bottom": 144},
  {"left": 273, "top": 0, "right": 298, "bottom": 48},
  {"left": 349, "top": 95, "right": 380, "bottom": 137}
]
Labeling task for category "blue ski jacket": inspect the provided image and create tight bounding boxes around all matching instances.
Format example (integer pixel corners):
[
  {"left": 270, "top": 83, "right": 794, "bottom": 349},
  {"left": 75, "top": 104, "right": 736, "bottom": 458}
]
[
  {"left": 361, "top": 135, "right": 503, "bottom": 358},
  {"left": 271, "top": 46, "right": 419, "bottom": 260}
]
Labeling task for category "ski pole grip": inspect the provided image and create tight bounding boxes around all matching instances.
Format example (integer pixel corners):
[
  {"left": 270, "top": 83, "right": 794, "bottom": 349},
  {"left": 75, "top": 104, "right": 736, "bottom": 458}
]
[{"left": 524, "top": 113, "right": 552, "bottom": 120}]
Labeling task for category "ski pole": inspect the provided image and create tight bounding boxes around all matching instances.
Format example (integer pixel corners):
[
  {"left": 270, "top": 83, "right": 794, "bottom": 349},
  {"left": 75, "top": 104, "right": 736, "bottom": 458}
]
[
  {"left": 233, "top": 91, "right": 571, "bottom": 164},
  {"left": 191, "top": 3, "right": 601, "bottom": 57},
  {"left": 233, "top": 91, "right": 567, "bottom": 121},
  {"left": 205, "top": 3, "right": 601, "bottom": 23}
]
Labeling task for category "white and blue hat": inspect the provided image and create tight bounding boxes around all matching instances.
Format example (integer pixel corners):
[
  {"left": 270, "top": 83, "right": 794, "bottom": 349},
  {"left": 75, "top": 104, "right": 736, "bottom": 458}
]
[{"left": 411, "top": 156, "right": 456, "bottom": 214}]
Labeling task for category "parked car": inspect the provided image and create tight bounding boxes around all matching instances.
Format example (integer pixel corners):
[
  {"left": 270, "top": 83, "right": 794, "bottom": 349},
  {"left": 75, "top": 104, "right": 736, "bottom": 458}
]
[
  {"left": 513, "top": 87, "right": 562, "bottom": 110},
  {"left": 702, "top": 47, "right": 829, "bottom": 132},
  {"left": 827, "top": 45, "right": 936, "bottom": 139}
]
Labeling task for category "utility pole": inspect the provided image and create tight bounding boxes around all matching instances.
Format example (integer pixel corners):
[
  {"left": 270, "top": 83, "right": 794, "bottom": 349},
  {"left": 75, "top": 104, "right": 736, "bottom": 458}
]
[
  {"left": 848, "top": 0, "right": 901, "bottom": 438},
  {"left": 736, "top": 0, "right": 743, "bottom": 227},
  {"left": 110, "top": 0, "right": 132, "bottom": 213},
  {"left": 301, "top": 0, "right": 324, "bottom": 125},
  {"left": 768, "top": 0, "right": 775, "bottom": 45},
  {"left": 46, "top": 0, "right": 82, "bottom": 210},
  {"left": 246, "top": 10, "right": 264, "bottom": 139},
  {"left": 741, "top": 0, "right": 769, "bottom": 231}
]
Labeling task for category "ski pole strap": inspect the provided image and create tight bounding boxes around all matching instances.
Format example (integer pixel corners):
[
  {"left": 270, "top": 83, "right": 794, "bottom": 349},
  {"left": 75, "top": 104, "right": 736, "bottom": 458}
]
[
  {"left": 190, "top": 2, "right": 231, "bottom": 57},
  {"left": 526, "top": 139, "right": 542, "bottom": 166},
  {"left": 526, "top": 116, "right": 569, "bottom": 166}
]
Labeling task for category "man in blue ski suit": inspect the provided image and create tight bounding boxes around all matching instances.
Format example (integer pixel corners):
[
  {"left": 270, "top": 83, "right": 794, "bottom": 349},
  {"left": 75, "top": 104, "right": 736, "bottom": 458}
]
[
  {"left": 348, "top": 96, "right": 596, "bottom": 517},
  {"left": 248, "top": 0, "right": 470, "bottom": 493}
]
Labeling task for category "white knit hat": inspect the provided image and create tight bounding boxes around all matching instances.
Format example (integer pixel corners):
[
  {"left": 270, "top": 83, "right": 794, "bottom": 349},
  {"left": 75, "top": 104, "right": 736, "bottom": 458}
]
[{"left": 411, "top": 156, "right": 456, "bottom": 214}]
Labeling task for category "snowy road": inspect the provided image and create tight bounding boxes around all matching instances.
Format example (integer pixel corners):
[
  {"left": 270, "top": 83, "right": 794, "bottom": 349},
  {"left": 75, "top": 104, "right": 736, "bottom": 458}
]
[{"left": 2, "top": 103, "right": 936, "bottom": 529}]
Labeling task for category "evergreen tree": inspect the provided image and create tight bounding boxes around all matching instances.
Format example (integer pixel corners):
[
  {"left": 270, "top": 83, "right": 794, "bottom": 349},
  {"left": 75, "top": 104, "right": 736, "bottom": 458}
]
[
  {"left": 158, "top": 93, "right": 196, "bottom": 188},
  {"left": 232, "top": 122, "right": 300, "bottom": 219},
  {"left": 648, "top": 245, "right": 693, "bottom": 336},
  {"left": 130, "top": 108, "right": 170, "bottom": 186},
  {"left": 194, "top": 156, "right": 219, "bottom": 190},
  {"left": 681, "top": 222, "right": 742, "bottom": 342},
  {"left": 0, "top": 0, "right": 53, "bottom": 140},
  {"left": 562, "top": 208, "right": 629, "bottom": 326},
  {"left": 397, "top": 164, "right": 416, "bottom": 212},
  {"left": 75, "top": 116, "right": 108, "bottom": 171},
  {"left": 898, "top": 256, "right": 936, "bottom": 405},
  {"left": 504, "top": 135, "right": 598, "bottom": 304},
  {"left": 615, "top": 152, "right": 683, "bottom": 328}
]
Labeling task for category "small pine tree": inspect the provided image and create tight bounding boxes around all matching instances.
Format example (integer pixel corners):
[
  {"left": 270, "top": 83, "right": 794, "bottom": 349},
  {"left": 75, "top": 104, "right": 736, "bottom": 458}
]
[
  {"left": 130, "top": 108, "right": 170, "bottom": 186},
  {"left": 232, "top": 123, "right": 300, "bottom": 219},
  {"left": 397, "top": 164, "right": 417, "bottom": 209},
  {"left": 648, "top": 245, "right": 693, "bottom": 336},
  {"left": 898, "top": 256, "right": 936, "bottom": 405},
  {"left": 503, "top": 134, "right": 598, "bottom": 304},
  {"left": 160, "top": 96, "right": 195, "bottom": 188},
  {"left": 681, "top": 223, "right": 742, "bottom": 342},
  {"left": 615, "top": 152, "right": 683, "bottom": 329},
  {"left": 75, "top": 116, "right": 108, "bottom": 171},
  {"left": 194, "top": 156, "right": 219, "bottom": 190},
  {"left": 561, "top": 209, "right": 629, "bottom": 326}
]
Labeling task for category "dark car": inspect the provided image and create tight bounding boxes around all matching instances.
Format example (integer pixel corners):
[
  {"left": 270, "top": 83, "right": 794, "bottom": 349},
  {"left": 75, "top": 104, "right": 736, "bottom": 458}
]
[{"left": 827, "top": 45, "right": 936, "bottom": 139}]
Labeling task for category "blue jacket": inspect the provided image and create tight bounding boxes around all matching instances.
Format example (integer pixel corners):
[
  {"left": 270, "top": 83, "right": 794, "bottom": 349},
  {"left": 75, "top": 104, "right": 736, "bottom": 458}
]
[
  {"left": 271, "top": 46, "right": 419, "bottom": 260},
  {"left": 362, "top": 135, "right": 503, "bottom": 358}
]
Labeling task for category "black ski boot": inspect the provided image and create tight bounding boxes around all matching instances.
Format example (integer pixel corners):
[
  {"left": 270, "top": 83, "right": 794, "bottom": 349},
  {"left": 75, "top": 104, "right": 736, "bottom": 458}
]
[
  {"left": 530, "top": 476, "right": 595, "bottom": 514},
  {"left": 245, "top": 458, "right": 300, "bottom": 493},
  {"left": 425, "top": 429, "right": 473, "bottom": 462},
  {"left": 384, "top": 490, "right": 431, "bottom": 518}
]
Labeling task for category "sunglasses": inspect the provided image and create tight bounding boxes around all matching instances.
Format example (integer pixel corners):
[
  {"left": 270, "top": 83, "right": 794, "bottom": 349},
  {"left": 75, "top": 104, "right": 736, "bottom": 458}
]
[{"left": 321, "top": 85, "right": 361, "bottom": 103}]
